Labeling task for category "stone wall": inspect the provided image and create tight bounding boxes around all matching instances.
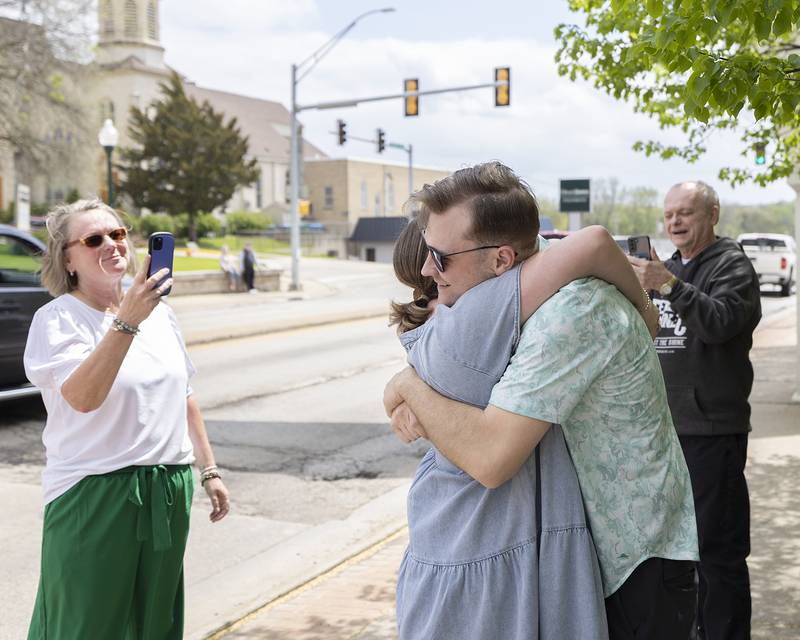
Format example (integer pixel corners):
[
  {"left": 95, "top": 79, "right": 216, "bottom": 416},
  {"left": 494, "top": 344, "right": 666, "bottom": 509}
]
[{"left": 171, "top": 269, "right": 281, "bottom": 296}]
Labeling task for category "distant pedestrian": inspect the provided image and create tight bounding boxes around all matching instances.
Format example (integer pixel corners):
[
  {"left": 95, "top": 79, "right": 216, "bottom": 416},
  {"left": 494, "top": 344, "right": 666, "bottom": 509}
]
[
  {"left": 240, "top": 242, "right": 257, "bottom": 292},
  {"left": 24, "top": 198, "right": 230, "bottom": 639},
  {"left": 220, "top": 244, "right": 241, "bottom": 291},
  {"left": 629, "top": 181, "right": 761, "bottom": 640}
]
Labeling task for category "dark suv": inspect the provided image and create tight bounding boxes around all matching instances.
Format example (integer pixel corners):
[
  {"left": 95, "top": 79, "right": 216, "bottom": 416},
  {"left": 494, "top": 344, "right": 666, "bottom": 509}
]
[{"left": 0, "top": 224, "right": 51, "bottom": 400}]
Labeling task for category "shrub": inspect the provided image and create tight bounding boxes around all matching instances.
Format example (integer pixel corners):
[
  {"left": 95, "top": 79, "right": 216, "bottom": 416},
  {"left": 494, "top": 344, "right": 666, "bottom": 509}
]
[
  {"left": 195, "top": 213, "right": 222, "bottom": 237},
  {"left": 225, "top": 211, "right": 272, "bottom": 234},
  {"left": 137, "top": 214, "right": 175, "bottom": 237}
]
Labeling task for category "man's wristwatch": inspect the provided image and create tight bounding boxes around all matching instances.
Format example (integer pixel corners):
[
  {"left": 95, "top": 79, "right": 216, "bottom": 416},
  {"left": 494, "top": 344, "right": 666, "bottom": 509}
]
[{"left": 659, "top": 274, "right": 679, "bottom": 297}]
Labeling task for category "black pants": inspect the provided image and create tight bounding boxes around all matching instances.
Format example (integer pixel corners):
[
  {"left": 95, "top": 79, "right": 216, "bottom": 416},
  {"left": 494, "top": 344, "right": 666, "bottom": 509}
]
[
  {"left": 680, "top": 434, "right": 751, "bottom": 640},
  {"left": 243, "top": 266, "right": 255, "bottom": 290},
  {"left": 605, "top": 556, "right": 697, "bottom": 639}
]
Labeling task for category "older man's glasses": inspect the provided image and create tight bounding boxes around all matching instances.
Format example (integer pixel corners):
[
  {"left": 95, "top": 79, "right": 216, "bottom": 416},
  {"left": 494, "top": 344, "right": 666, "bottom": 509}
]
[
  {"left": 65, "top": 227, "right": 128, "bottom": 249},
  {"left": 426, "top": 243, "right": 500, "bottom": 272}
]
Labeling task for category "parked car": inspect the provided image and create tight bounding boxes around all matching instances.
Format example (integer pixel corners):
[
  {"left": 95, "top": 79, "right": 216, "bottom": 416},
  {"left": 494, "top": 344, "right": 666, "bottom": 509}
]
[
  {"left": 737, "top": 233, "right": 796, "bottom": 296},
  {"left": 0, "top": 224, "right": 51, "bottom": 400}
]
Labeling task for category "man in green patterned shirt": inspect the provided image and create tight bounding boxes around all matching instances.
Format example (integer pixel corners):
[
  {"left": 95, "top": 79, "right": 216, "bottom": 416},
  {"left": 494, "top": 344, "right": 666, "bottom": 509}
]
[{"left": 385, "top": 163, "right": 699, "bottom": 639}]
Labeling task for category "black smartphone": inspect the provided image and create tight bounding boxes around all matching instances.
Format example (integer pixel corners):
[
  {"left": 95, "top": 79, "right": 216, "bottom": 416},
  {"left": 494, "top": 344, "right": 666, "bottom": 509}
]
[
  {"left": 147, "top": 232, "right": 175, "bottom": 296},
  {"left": 616, "top": 235, "right": 652, "bottom": 260}
]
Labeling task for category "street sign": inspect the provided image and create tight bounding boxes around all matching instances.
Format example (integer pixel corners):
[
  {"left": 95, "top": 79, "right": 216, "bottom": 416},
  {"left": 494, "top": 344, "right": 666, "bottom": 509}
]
[{"left": 559, "top": 179, "right": 590, "bottom": 213}]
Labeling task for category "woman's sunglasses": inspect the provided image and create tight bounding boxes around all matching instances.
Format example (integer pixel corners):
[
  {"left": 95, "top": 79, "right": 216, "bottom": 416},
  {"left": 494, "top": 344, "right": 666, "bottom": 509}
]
[
  {"left": 426, "top": 243, "right": 500, "bottom": 273},
  {"left": 65, "top": 227, "right": 128, "bottom": 249}
]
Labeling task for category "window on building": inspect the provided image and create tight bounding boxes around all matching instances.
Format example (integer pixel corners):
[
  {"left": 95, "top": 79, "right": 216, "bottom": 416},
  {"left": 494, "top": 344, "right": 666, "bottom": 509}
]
[
  {"left": 147, "top": 1, "right": 158, "bottom": 39},
  {"left": 100, "top": 99, "right": 115, "bottom": 123},
  {"left": 324, "top": 186, "right": 334, "bottom": 209},
  {"left": 100, "top": 0, "right": 114, "bottom": 37},
  {"left": 386, "top": 173, "right": 395, "bottom": 212},
  {"left": 124, "top": 0, "right": 138, "bottom": 38},
  {"left": 360, "top": 180, "right": 368, "bottom": 210},
  {"left": 365, "top": 247, "right": 376, "bottom": 262},
  {"left": 255, "top": 171, "right": 263, "bottom": 209},
  {"left": 374, "top": 194, "right": 380, "bottom": 215}
]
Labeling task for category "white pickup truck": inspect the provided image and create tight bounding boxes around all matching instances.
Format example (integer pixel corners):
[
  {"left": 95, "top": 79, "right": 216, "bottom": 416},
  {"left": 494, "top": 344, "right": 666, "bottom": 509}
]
[{"left": 737, "top": 233, "right": 796, "bottom": 297}]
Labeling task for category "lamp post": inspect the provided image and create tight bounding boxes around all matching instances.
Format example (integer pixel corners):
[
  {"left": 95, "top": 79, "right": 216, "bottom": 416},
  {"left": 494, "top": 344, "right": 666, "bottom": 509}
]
[
  {"left": 288, "top": 7, "right": 395, "bottom": 290},
  {"left": 98, "top": 119, "right": 119, "bottom": 207}
]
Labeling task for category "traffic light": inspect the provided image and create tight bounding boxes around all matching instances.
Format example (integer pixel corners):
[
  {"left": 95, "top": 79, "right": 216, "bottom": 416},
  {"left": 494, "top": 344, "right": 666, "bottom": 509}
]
[
  {"left": 404, "top": 78, "right": 419, "bottom": 117},
  {"left": 754, "top": 142, "right": 766, "bottom": 165},
  {"left": 337, "top": 119, "right": 347, "bottom": 145},
  {"left": 377, "top": 128, "right": 386, "bottom": 153},
  {"left": 495, "top": 67, "right": 510, "bottom": 107}
]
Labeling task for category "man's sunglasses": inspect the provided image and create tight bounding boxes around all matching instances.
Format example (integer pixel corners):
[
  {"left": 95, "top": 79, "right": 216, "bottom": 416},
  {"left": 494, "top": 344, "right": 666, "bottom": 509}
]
[
  {"left": 426, "top": 243, "right": 500, "bottom": 273},
  {"left": 65, "top": 227, "right": 128, "bottom": 249}
]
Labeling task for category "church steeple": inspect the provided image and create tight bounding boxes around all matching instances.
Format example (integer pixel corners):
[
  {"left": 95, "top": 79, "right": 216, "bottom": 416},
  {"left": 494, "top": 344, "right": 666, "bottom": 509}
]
[{"left": 96, "top": 0, "right": 165, "bottom": 69}]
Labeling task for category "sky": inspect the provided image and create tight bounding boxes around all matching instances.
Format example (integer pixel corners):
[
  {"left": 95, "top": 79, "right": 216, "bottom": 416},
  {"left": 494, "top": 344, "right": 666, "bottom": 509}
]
[{"left": 157, "top": 0, "right": 797, "bottom": 206}]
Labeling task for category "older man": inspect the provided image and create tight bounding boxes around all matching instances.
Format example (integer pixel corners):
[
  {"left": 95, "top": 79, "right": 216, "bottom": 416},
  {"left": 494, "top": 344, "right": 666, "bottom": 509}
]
[{"left": 628, "top": 181, "right": 761, "bottom": 640}]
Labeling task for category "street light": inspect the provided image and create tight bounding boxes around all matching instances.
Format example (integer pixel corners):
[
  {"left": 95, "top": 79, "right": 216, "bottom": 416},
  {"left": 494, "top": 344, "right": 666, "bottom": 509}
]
[
  {"left": 288, "top": 7, "right": 396, "bottom": 290},
  {"left": 98, "top": 118, "right": 119, "bottom": 207}
]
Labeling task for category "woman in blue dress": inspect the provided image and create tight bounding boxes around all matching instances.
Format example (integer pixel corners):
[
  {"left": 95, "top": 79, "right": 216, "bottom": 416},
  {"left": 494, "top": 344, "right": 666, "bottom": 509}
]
[{"left": 389, "top": 219, "right": 657, "bottom": 639}]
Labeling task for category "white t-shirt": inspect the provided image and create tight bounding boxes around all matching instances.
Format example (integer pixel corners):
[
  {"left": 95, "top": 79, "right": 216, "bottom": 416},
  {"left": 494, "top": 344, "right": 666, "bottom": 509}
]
[{"left": 24, "top": 294, "right": 196, "bottom": 504}]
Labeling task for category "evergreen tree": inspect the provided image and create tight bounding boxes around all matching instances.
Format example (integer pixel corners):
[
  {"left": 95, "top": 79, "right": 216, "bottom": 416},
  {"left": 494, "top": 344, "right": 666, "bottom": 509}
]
[{"left": 119, "top": 73, "right": 259, "bottom": 241}]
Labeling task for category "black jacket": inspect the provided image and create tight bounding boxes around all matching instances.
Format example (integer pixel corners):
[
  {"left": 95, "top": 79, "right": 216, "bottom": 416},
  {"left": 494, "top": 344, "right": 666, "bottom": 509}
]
[{"left": 654, "top": 237, "right": 761, "bottom": 436}]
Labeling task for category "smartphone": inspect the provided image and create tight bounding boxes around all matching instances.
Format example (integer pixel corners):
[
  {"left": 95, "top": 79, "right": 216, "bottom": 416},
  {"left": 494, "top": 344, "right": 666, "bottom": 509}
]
[
  {"left": 147, "top": 232, "right": 175, "bottom": 296},
  {"left": 616, "top": 235, "right": 652, "bottom": 260}
]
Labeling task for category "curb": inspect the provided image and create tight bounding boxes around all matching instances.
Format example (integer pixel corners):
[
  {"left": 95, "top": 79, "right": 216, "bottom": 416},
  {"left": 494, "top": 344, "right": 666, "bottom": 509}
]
[
  {"left": 204, "top": 526, "right": 409, "bottom": 640},
  {"left": 183, "top": 308, "right": 391, "bottom": 347}
]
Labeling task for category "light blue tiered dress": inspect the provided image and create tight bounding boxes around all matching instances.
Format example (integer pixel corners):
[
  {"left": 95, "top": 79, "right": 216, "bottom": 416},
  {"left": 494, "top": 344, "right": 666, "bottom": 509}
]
[{"left": 396, "top": 262, "right": 609, "bottom": 640}]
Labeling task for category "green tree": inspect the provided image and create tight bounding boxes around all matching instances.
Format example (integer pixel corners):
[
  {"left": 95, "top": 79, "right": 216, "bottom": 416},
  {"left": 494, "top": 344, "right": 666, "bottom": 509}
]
[
  {"left": 555, "top": 1, "right": 800, "bottom": 187},
  {"left": 119, "top": 73, "right": 259, "bottom": 242}
]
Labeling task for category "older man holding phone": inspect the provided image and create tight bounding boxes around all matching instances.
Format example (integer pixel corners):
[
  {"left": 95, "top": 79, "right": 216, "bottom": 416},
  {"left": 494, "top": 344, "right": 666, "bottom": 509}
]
[{"left": 628, "top": 180, "right": 761, "bottom": 640}]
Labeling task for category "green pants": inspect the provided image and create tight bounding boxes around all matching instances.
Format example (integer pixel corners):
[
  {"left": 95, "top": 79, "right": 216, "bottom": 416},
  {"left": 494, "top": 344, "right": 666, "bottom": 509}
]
[{"left": 28, "top": 464, "right": 193, "bottom": 640}]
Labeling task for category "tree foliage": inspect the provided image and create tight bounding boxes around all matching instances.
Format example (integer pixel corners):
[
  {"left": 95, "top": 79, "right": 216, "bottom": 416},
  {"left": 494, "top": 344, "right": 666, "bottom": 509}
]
[
  {"left": 555, "top": 0, "right": 800, "bottom": 187},
  {"left": 119, "top": 73, "right": 260, "bottom": 241},
  {"left": 0, "top": 0, "right": 93, "bottom": 174}
]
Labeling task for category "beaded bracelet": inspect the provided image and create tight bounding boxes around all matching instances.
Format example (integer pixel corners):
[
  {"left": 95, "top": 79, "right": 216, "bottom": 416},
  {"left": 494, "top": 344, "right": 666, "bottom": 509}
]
[
  {"left": 641, "top": 288, "right": 652, "bottom": 313},
  {"left": 201, "top": 470, "right": 222, "bottom": 486},
  {"left": 112, "top": 317, "right": 140, "bottom": 336}
]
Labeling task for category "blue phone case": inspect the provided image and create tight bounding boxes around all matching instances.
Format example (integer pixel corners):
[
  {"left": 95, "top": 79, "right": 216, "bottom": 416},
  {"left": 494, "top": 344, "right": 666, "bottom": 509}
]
[{"left": 147, "top": 232, "right": 175, "bottom": 296}]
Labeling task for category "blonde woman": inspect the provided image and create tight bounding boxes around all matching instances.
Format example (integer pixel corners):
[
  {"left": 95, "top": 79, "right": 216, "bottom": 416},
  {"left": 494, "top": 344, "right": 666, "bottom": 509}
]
[{"left": 24, "top": 198, "right": 229, "bottom": 639}]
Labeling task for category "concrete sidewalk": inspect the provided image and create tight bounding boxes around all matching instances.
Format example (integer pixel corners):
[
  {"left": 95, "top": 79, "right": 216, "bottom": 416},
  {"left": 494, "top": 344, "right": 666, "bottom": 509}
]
[{"left": 210, "top": 307, "right": 800, "bottom": 640}]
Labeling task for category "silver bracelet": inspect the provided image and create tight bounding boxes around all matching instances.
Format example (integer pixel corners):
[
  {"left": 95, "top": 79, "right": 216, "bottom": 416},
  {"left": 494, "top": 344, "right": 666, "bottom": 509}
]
[{"left": 112, "top": 317, "right": 140, "bottom": 336}]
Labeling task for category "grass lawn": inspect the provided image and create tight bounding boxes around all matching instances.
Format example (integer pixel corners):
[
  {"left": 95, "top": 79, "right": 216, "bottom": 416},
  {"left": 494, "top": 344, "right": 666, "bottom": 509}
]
[
  {"left": 196, "top": 235, "right": 290, "bottom": 255},
  {"left": 134, "top": 250, "right": 219, "bottom": 272}
]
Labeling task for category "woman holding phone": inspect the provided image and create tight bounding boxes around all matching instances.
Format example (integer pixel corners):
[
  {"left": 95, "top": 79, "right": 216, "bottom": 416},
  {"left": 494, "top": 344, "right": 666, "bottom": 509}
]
[{"left": 24, "top": 198, "right": 229, "bottom": 640}]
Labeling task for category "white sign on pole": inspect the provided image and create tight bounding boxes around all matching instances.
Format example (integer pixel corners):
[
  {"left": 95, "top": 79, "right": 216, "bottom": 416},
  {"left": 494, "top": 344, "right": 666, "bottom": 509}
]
[{"left": 16, "top": 184, "right": 31, "bottom": 231}]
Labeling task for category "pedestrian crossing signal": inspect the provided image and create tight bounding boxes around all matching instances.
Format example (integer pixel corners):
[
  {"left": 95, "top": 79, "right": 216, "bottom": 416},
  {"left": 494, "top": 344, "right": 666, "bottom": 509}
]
[
  {"left": 754, "top": 142, "right": 766, "bottom": 166},
  {"left": 495, "top": 67, "right": 510, "bottom": 107},
  {"left": 404, "top": 79, "right": 419, "bottom": 117}
]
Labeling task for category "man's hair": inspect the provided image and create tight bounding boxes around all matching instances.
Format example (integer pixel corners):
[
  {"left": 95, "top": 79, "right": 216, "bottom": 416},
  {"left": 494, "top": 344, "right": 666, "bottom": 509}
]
[
  {"left": 671, "top": 180, "right": 720, "bottom": 216},
  {"left": 407, "top": 161, "right": 540, "bottom": 260}
]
